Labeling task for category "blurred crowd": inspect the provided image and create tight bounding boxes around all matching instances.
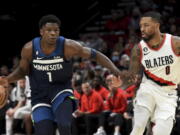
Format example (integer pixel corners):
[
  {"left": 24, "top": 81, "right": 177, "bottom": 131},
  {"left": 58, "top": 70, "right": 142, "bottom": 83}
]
[{"left": 0, "top": 0, "right": 180, "bottom": 135}]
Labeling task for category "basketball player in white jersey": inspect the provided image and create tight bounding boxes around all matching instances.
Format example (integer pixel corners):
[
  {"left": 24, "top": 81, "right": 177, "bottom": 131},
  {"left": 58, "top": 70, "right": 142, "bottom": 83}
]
[{"left": 129, "top": 11, "right": 180, "bottom": 135}]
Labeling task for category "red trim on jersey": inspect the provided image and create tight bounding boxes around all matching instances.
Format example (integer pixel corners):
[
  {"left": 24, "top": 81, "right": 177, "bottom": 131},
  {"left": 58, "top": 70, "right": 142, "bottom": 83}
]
[
  {"left": 146, "top": 34, "right": 166, "bottom": 51},
  {"left": 144, "top": 70, "right": 176, "bottom": 86},
  {"left": 171, "top": 35, "right": 180, "bottom": 56},
  {"left": 138, "top": 43, "right": 143, "bottom": 63}
]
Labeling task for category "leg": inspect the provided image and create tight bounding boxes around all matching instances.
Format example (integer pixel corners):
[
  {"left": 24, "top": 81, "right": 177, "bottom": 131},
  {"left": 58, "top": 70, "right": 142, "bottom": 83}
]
[
  {"left": 124, "top": 118, "right": 132, "bottom": 135},
  {"left": 5, "top": 114, "right": 13, "bottom": 135},
  {"left": 32, "top": 106, "right": 55, "bottom": 135},
  {"left": 72, "top": 116, "right": 84, "bottom": 135},
  {"left": 34, "top": 120, "right": 55, "bottom": 135},
  {"left": 130, "top": 106, "right": 151, "bottom": 135},
  {"left": 113, "top": 114, "right": 124, "bottom": 135},
  {"left": 54, "top": 98, "right": 73, "bottom": 135},
  {"left": 93, "top": 112, "right": 110, "bottom": 135},
  {"left": 24, "top": 114, "right": 33, "bottom": 135},
  {"left": 152, "top": 117, "right": 174, "bottom": 135},
  {"left": 84, "top": 114, "right": 100, "bottom": 135}
]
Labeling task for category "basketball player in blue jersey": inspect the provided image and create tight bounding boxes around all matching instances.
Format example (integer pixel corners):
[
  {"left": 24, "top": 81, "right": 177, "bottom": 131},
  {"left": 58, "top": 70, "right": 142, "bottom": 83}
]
[
  {"left": 128, "top": 11, "right": 180, "bottom": 135},
  {"left": 0, "top": 15, "right": 122, "bottom": 135}
]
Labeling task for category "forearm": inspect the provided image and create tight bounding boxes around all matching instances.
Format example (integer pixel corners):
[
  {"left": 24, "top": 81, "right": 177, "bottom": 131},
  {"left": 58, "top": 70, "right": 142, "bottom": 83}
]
[
  {"left": 7, "top": 67, "right": 27, "bottom": 83},
  {"left": 96, "top": 51, "right": 120, "bottom": 75}
]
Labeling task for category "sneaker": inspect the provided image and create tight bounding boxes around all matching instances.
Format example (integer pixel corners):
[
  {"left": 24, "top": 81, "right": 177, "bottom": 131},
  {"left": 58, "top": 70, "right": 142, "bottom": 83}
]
[{"left": 93, "top": 128, "right": 106, "bottom": 135}]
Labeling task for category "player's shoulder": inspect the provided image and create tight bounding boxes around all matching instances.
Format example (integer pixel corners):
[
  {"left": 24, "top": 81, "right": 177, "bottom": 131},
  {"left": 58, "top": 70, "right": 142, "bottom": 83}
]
[
  {"left": 23, "top": 41, "right": 33, "bottom": 50},
  {"left": 64, "top": 38, "right": 84, "bottom": 52},
  {"left": 65, "top": 38, "right": 82, "bottom": 47},
  {"left": 171, "top": 35, "right": 180, "bottom": 55},
  {"left": 21, "top": 41, "right": 33, "bottom": 60},
  {"left": 172, "top": 35, "right": 180, "bottom": 45}
]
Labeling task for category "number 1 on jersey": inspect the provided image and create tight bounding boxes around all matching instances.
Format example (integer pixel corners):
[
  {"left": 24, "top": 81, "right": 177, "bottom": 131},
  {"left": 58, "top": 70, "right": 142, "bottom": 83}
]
[{"left": 47, "top": 72, "right": 52, "bottom": 82}]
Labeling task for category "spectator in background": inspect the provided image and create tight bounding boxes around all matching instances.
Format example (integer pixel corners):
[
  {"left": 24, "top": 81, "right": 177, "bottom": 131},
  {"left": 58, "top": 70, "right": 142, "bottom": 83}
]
[
  {"left": 129, "top": 6, "right": 141, "bottom": 31},
  {"left": 0, "top": 65, "right": 9, "bottom": 76},
  {"left": 105, "top": 9, "right": 130, "bottom": 31},
  {"left": 72, "top": 73, "right": 83, "bottom": 109},
  {"left": 5, "top": 78, "right": 26, "bottom": 135},
  {"left": 17, "top": 76, "right": 32, "bottom": 135},
  {"left": 72, "top": 81, "right": 104, "bottom": 135},
  {"left": 81, "top": 33, "right": 107, "bottom": 54},
  {"left": 123, "top": 101, "right": 134, "bottom": 135},
  {"left": 118, "top": 54, "right": 130, "bottom": 71},
  {"left": 138, "top": 0, "right": 155, "bottom": 13},
  {"left": 11, "top": 56, "right": 20, "bottom": 72},
  {"left": 113, "top": 36, "right": 124, "bottom": 54},
  {"left": 111, "top": 51, "right": 120, "bottom": 67},
  {"left": 94, "top": 65, "right": 103, "bottom": 77},
  {"left": 94, "top": 74, "right": 127, "bottom": 135},
  {"left": 92, "top": 76, "right": 109, "bottom": 101},
  {"left": 23, "top": 113, "right": 33, "bottom": 135},
  {"left": 123, "top": 36, "right": 138, "bottom": 57}
]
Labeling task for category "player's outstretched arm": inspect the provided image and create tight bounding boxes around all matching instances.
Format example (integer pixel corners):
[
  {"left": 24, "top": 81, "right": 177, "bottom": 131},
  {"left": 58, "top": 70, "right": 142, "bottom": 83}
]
[
  {"left": 64, "top": 39, "right": 121, "bottom": 76},
  {"left": 129, "top": 44, "right": 142, "bottom": 75},
  {"left": 5, "top": 42, "right": 32, "bottom": 84},
  {"left": 125, "top": 44, "right": 143, "bottom": 86}
]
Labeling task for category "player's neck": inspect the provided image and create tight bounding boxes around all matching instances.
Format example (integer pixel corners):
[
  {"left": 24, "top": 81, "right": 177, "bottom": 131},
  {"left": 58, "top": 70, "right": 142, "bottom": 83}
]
[
  {"left": 40, "top": 40, "right": 56, "bottom": 55},
  {"left": 41, "top": 39, "right": 54, "bottom": 47},
  {"left": 147, "top": 33, "right": 163, "bottom": 49}
]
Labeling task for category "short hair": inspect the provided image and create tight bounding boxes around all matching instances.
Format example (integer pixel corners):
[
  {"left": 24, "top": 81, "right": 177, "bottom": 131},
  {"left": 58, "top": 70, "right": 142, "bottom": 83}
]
[
  {"left": 39, "top": 14, "right": 61, "bottom": 29},
  {"left": 141, "top": 11, "right": 162, "bottom": 24}
]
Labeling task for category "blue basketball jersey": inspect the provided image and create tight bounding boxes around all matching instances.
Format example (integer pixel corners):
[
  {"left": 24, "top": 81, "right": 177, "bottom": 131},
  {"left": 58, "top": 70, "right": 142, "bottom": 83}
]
[{"left": 29, "top": 36, "right": 73, "bottom": 106}]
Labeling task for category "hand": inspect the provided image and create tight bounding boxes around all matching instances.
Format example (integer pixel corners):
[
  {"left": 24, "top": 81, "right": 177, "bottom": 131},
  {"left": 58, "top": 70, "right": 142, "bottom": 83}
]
[
  {"left": 107, "top": 92, "right": 113, "bottom": 99},
  {"left": 111, "top": 76, "right": 122, "bottom": 88},
  {"left": 123, "top": 112, "right": 132, "bottom": 119},
  {"left": 110, "top": 112, "right": 117, "bottom": 117},
  {"left": 119, "top": 70, "right": 137, "bottom": 85},
  {"left": 106, "top": 74, "right": 122, "bottom": 89},
  {"left": 73, "top": 110, "right": 84, "bottom": 117},
  {"left": 6, "top": 108, "right": 15, "bottom": 117}
]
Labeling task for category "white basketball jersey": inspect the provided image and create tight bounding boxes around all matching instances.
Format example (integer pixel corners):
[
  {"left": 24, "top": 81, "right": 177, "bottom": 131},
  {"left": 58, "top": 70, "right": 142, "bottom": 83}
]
[{"left": 139, "top": 33, "right": 180, "bottom": 90}]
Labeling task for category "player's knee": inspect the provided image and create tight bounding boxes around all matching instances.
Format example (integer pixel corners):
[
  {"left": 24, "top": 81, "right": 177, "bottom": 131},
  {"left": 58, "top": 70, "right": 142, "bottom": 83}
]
[
  {"left": 133, "top": 117, "right": 149, "bottom": 134},
  {"left": 134, "top": 121, "right": 146, "bottom": 130}
]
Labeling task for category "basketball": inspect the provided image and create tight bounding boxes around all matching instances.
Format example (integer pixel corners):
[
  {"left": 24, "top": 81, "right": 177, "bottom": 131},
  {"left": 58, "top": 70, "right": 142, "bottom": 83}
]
[{"left": 0, "top": 85, "right": 8, "bottom": 109}]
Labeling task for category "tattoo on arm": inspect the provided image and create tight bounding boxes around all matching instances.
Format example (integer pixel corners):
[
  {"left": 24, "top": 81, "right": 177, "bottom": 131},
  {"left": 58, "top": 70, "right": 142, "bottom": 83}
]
[
  {"left": 129, "top": 45, "right": 142, "bottom": 75},
  {"left": 173, "top": 36, "right": 180, "bottom": 55}
]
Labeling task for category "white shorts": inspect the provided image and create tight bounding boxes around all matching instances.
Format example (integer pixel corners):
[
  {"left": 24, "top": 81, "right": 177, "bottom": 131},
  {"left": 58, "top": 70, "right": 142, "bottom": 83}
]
[
  {"left": 14, "top": 103, "right": 32, "bottom": 119},
  {"left": 134, "top": 80, "right": 178, "bottom": 122}
]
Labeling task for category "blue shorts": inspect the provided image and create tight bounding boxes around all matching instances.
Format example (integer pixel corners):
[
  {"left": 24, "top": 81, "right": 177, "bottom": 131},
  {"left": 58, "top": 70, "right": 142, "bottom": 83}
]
[{"left": 32, "top": 92, "right": 77, "bottom": 123}]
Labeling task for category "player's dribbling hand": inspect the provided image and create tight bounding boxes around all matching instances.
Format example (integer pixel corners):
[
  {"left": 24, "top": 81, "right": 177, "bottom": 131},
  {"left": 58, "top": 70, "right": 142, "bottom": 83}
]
[{"left": 111, "top": 75, "right": 122, "bottom": 88}]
